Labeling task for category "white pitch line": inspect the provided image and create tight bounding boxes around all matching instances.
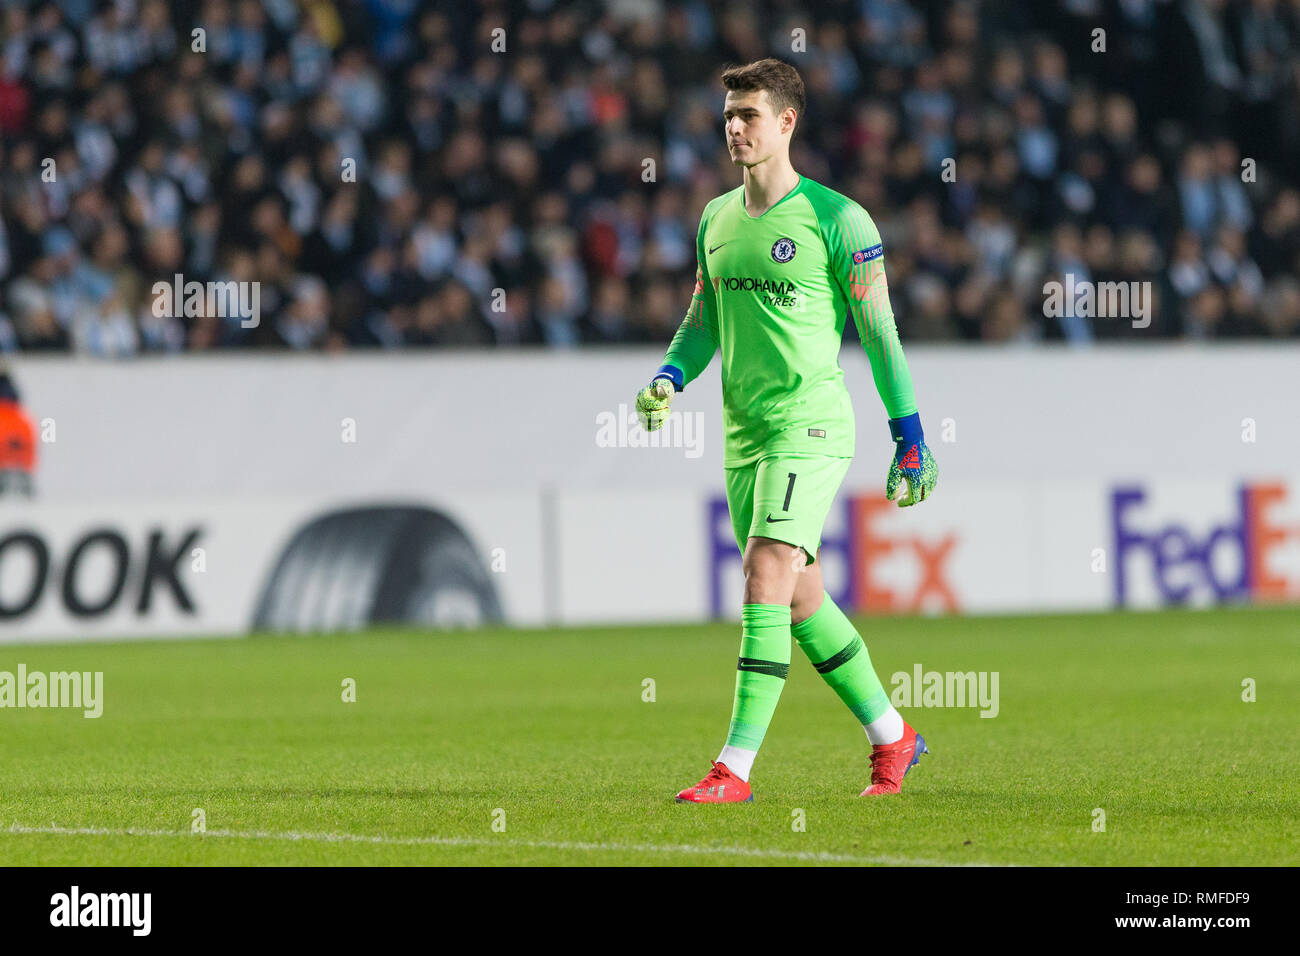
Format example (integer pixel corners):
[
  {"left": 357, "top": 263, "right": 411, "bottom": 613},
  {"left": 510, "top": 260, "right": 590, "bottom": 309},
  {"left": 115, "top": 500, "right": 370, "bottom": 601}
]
[{"left": 5, "top": 822, "right": 1009, "bottom": 866}]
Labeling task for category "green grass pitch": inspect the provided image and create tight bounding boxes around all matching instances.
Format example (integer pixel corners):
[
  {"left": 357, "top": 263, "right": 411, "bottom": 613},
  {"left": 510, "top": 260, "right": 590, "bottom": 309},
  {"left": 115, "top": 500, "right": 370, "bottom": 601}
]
[{"left": 0, "top": 606, "right": 1296, "bottom": 866}]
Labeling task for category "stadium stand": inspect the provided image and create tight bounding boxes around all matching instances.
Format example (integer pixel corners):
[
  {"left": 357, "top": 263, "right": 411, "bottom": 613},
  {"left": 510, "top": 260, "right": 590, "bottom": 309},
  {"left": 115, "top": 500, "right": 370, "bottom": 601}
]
[{"left": 1, "top": 0, "right": 1298, "bottom": 353}]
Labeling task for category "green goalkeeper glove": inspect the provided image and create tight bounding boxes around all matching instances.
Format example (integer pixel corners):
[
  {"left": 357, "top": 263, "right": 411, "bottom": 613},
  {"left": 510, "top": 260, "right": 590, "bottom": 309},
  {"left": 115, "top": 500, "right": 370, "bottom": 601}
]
[
  {"left": 885, "top": 412, "right": 938, "bottom": 507},
  {"left": 635, "top": 378, "right": 676, "bottom": 432}
]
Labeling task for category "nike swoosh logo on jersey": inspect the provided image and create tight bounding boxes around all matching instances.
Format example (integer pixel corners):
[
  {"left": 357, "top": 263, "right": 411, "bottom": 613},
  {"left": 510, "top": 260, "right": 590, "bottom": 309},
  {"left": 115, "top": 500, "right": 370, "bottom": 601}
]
[
  {"left": 708, "top": 242, "right": 728, "bottom": 254},
  {"left": 765, "top": 514, "right": 793, "bottom": 523}
]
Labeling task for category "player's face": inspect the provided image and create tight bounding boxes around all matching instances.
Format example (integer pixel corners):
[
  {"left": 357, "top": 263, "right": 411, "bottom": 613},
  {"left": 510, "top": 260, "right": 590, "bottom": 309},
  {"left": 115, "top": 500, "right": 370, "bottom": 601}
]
[{"left": 723, "top": 90, "right": 789, "bottom": 167}]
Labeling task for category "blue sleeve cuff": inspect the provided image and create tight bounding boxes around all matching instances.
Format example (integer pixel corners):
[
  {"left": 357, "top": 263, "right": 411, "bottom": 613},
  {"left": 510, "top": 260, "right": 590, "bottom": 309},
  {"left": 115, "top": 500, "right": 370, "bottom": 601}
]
[
  {"left": 653, "top": 364, "right": 684, "bottom": 392},
  {"left": 888, "top": 412, "right": 924, "bottom": 444}
]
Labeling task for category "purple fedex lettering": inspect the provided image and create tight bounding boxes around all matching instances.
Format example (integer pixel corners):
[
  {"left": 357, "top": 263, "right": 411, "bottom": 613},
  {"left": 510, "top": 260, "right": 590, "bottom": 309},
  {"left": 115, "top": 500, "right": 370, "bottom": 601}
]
[
  {"left": 708, "top": 497, "right": 733, "bottom": 616},
  {"left": 1111, "top": 486, "right": 1250, "bottom": 606}
]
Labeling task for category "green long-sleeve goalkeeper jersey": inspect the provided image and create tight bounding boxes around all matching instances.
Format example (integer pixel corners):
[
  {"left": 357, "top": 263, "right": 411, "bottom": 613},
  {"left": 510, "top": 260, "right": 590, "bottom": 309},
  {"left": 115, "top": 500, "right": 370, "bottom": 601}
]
[{"left": 661, "top": 174, "right": 917, "bottom": 467}]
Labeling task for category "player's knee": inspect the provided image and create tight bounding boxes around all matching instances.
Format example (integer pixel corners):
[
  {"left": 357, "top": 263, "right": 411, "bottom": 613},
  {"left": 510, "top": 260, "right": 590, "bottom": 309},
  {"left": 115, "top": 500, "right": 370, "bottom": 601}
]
[
  {"left": 742, "top": 539, "right": 798, "bottom": 603},
  {"left": 790, "top": 586, "right": 823, "bottom": 624},
  {"left": 740, "top": 540, "right": 777, "bottom": 579}
]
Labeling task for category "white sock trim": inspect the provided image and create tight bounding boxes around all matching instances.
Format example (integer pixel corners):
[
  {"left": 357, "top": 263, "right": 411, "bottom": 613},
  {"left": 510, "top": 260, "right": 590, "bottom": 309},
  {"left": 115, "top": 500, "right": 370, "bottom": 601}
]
[
  {"left": 716, "top": 745, "right": 758, "bottom": 782},
  {"left": 864, "top": 707, "right": 905, "bottom": 746}
]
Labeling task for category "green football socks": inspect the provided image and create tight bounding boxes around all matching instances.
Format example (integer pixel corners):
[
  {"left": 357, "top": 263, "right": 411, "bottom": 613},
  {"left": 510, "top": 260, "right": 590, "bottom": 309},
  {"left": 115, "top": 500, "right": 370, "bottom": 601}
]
[
  {"left": 792, "top": 591, "right": 891, "bottom": 726},
  {"left": 719, "top": 594, "right": 898, "bottom": 779},
  {"left": 723, "top": 604, "right": 792, "bottom": 752}
]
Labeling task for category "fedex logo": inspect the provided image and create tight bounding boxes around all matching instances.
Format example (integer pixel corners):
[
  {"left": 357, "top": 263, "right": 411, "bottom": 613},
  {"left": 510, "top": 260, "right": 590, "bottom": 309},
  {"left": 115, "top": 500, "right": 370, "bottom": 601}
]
[
  {"left": 1111, "top": 482, "right": 1300, "bottom": 606},
  {"left": 708, "top": 493, "right": 960, "bottom": 615}
]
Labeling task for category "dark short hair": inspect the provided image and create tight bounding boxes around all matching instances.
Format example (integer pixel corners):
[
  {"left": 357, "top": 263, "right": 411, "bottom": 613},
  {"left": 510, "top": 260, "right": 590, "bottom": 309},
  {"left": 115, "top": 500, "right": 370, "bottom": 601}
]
[{"left": 720, "top": 59, "right": 805, "bottom": 134}]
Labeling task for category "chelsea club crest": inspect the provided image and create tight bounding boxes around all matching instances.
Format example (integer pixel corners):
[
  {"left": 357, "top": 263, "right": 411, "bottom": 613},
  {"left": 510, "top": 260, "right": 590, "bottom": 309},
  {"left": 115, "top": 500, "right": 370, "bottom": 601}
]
[{"left": 770, "top": 237, "right": 796, "bottom": 263}]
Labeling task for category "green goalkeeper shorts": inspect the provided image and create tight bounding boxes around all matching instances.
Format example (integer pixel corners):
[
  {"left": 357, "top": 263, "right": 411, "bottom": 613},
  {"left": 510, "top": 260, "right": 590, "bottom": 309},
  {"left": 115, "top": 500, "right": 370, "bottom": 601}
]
[{"left": 724, "top": 453, "right": 853, "bottom": 566}]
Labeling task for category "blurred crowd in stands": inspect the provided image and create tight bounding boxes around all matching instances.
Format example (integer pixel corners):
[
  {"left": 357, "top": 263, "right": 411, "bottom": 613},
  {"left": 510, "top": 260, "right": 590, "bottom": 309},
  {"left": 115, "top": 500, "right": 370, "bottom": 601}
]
[{"left": 2, "top": 0, "right": 1299, "bottom": 354}]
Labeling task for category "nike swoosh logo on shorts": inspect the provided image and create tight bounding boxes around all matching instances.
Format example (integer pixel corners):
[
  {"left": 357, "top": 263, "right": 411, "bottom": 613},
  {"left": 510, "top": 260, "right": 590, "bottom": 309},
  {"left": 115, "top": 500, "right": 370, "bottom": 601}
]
[{"left": 765, "top": 514, "right": 793, "bottom": 523}]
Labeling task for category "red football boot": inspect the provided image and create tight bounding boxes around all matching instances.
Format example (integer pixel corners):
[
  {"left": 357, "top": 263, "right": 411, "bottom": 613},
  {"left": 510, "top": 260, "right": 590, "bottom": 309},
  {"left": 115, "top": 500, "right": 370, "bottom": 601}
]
[
  {"left": 860, "top": 722, "right": 929, "bottom": 795},
  {"left": 675, "top": 761, "right": 753, "bottom": 803}
]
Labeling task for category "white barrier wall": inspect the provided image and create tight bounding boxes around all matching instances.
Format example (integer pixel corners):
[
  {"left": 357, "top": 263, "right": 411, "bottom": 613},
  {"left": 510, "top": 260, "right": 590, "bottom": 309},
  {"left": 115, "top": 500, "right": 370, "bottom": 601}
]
[
  {"left": 2, "top": 345, "right": 1299, "bottom": 642},
  {"left": 14, "top": 345, "right": 1300, "bottom": 495}
]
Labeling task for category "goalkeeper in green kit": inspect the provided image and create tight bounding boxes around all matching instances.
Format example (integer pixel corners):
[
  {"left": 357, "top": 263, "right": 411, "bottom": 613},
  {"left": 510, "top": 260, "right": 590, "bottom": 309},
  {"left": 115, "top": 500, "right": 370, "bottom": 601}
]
[{"left": 635, "top": 59, "right": 938, "bottom": 802}]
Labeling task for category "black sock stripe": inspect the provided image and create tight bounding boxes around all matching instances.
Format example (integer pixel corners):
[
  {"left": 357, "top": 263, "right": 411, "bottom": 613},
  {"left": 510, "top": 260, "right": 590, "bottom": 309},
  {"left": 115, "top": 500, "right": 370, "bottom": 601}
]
[
  {"left": 813, "top": 637, "right": 863, "bottom": 675},
  {"left": 737, "top": 657, "right": 790, "bottom": 680}
]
